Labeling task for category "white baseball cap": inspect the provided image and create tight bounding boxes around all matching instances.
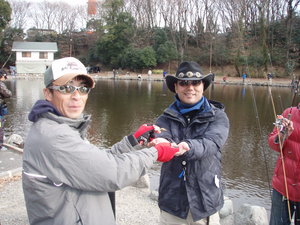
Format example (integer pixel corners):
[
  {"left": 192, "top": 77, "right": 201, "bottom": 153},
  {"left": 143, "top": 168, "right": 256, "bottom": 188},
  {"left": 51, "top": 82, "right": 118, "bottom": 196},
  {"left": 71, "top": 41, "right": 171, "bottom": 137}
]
[{"left": 44, "top": 57, "right": 95, "bottom": 88}]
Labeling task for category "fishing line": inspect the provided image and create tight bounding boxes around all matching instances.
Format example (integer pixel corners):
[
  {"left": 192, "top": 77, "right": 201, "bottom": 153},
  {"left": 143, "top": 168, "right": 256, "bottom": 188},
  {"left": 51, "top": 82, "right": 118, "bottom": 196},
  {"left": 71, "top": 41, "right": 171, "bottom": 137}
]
[
  {"left": 235, "top": 22, "right": 272, "bottom": 200},
  {"left": 245, "top": 63, "right": 273, "bottom": 199}
]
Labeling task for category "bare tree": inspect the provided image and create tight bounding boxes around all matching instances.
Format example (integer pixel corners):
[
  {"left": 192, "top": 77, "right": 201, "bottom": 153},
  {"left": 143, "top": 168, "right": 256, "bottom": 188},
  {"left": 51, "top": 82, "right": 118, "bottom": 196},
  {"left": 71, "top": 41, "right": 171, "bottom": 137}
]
[
  {"left": 56, "top": 4, "right": 86, "bottom": 33},
  {"left": 285, "top": 0, "right": 300, "bottom": 59},
  {"left": 28, "top": 5, "right": 44, "bottom": 29},
  {"left": 55, "top": 3, "right": 73, "bottom": 33},
  {"left": 28, "top": 1, "right": 59, "bottom": 30},
  {"left": 27, "top": 1, "right": 87, "bottom": 33},
  {"left": 8, "top": 0, "right": 31, "bottom": 29},
  {"left": 217, "top": 0, "right": 249, "bottom": 75},
  {"left": 39, "top": 0, "right": 60, "bottom": 30},
  {"left": 125, "top": 0, "right": 148, "bottom": 28}
]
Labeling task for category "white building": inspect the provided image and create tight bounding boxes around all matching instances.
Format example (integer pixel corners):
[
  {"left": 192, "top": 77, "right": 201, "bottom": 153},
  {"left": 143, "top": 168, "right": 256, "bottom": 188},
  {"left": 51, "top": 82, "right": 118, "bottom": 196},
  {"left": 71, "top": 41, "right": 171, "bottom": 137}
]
[{"left": 12, "top": 42, "right": 58, "bottom": 74}]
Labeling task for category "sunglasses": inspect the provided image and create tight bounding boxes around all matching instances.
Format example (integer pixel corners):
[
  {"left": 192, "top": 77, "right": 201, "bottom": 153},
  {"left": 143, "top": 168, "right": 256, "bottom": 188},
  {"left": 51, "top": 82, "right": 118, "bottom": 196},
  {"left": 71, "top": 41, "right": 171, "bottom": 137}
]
[
  {"left": 177, "top": 80, "right": 202, "bottom": 86},
  {"left": 48, "top": 85, "right": 91, "bottom": 95}
]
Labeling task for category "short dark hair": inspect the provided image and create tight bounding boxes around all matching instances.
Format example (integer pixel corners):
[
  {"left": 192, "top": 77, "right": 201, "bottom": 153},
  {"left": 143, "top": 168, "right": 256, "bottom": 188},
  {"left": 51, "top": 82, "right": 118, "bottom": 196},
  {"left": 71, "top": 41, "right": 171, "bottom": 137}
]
[{"left": 73, "top": 75, "right": 93, "bottom": 87}]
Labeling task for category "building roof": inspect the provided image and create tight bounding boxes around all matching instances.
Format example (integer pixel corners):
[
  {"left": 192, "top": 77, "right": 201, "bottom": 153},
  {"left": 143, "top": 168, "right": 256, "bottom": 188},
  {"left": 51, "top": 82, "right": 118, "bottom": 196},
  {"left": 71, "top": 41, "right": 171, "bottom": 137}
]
[{"left": 12, "top": 41, "right": 58, "bottom": 52}]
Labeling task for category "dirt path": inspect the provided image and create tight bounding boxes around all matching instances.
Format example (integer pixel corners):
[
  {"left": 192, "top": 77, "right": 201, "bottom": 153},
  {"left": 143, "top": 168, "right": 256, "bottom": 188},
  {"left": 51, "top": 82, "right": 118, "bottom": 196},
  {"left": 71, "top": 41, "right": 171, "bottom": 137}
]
[{"left": 89, "top": 72, "right": 293, "bottom": 87}]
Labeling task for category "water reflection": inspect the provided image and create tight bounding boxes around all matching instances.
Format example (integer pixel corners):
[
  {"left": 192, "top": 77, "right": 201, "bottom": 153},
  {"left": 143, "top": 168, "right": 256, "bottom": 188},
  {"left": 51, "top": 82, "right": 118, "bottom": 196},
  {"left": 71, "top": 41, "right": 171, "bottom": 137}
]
[{"left": 4, "top": 78, "right": 296, "bottom": 214}]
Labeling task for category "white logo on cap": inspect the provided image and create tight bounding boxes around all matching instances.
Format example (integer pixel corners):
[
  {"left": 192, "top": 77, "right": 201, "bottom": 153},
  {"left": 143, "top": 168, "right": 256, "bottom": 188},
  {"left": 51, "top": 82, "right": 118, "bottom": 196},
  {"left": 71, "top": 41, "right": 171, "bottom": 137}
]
[
  {"left": 52, "top": 57, "right": 87, "bottom": 81},
  {"left": 61, "top": 62, "right": 81, "bottom": 72}
]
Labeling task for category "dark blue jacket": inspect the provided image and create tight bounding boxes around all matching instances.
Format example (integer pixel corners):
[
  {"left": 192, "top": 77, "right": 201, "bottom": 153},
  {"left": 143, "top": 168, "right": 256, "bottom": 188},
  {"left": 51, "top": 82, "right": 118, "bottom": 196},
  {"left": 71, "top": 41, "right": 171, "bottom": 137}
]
[{"left": 155, "top": 99, "right": 229, "bottom": 221}]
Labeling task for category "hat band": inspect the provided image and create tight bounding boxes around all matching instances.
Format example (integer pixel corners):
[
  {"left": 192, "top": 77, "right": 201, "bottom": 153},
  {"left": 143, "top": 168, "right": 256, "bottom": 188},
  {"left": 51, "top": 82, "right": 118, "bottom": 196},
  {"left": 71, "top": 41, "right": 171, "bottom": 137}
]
[{"left": 177, "top": 71, "right": 203, "bottom": 78}]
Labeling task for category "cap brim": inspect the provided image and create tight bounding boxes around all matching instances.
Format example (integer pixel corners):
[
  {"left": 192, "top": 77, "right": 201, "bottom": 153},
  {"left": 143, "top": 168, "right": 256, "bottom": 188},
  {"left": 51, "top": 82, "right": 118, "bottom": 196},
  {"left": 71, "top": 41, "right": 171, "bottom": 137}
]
[
  {"left": 52, "top": 73, "right": 95, "bottom": 88},
  {"left": 165, "top": 73, "right": 214, "bottom": 93}
]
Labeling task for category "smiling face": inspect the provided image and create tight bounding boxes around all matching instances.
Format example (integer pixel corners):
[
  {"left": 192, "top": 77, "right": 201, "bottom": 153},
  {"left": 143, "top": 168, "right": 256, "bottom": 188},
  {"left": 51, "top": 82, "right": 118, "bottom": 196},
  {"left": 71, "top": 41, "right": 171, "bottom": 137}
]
[
  {"left": 174, "top": 80, "right": 204, "bottom": 105},
  {"left": 44, "top": 77, "right": 89, "bottom": 119}
]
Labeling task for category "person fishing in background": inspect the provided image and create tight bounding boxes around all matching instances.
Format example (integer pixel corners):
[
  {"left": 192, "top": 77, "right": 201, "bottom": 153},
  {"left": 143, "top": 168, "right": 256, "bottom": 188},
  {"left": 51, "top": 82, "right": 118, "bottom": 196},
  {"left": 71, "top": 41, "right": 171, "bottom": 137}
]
[
  {"left": 0, "top": 72, "right": 12, "bottom": 150},
  {"left": 242, "top": 72, "right": 247, "bottom": 83},
  {"left": 151, "top": 61, "right": 230, "bottom": 225},
  {"left": 268, "top": 103, "right": 300, "bottom": 225}
]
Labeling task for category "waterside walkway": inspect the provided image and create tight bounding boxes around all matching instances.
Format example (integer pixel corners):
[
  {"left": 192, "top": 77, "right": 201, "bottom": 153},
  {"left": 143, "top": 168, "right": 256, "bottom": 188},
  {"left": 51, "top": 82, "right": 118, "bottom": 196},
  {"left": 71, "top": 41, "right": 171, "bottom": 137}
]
[
  {"left": 91, "top": 73, "right": 293, "bottom": 87},
  {"left": 9, "top": 72, "right": 294, "bottom": 87}
]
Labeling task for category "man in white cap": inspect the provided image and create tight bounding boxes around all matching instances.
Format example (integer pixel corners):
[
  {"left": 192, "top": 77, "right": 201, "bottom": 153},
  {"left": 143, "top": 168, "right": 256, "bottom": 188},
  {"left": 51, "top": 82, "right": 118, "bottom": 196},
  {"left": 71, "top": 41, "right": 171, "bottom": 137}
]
[
  {"left": 22, "top": 57, "right": 181, "bottom": 225},
  {"left": 153, "top": 61, "right": 230, "bottom": 225}
]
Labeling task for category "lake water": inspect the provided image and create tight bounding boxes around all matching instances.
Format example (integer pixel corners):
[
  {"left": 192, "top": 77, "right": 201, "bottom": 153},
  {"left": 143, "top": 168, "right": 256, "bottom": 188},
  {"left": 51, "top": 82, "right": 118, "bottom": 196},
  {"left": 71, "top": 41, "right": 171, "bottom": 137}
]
[{"left": 3, "top": 78, "right": 296, "bottom": 215}]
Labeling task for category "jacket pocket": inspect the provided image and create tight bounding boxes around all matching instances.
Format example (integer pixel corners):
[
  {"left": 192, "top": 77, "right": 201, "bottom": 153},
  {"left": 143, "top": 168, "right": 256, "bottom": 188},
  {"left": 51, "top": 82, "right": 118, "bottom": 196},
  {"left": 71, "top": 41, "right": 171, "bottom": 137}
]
[
  {"left": 197, "top": 171, "right": 223, "bottom": 211},
  {"left": 73, "top": 206, "right": 83, "bottom": 225},
  {"left": 159, "top": 176, "right": 188, "bottom": 212},
  {"left": 66, "top": 190, "right": 83, "bottom": 225},
  {"left": 274, "top": 157, "right": 282, "bottom": 177}
]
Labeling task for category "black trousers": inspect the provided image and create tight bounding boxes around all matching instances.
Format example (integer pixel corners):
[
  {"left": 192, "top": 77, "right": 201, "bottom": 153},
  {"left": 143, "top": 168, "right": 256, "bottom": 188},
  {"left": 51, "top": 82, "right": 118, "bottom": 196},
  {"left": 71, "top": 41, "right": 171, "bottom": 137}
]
[
  {"left": 0, "top": 117, "right": 5, "bottom": 147},
  {"left": 108, "top": 192, "right": 116, "bottom": 218}
]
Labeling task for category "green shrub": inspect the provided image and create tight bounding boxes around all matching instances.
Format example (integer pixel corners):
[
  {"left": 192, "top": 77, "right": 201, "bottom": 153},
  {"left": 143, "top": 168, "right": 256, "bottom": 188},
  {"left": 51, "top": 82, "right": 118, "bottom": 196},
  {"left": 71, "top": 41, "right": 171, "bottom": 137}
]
[{"left": 152, "top": 69, "right": 164, "bottom": 74}]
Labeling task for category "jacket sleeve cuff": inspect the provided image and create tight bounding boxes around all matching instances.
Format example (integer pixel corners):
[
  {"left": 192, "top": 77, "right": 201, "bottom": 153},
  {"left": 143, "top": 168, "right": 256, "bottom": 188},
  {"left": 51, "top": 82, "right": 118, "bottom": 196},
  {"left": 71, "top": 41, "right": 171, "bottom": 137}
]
[
  {"left": 274, "top": 135, "right": 279, "bottom": 144},
  {"left": 274, "top": 131, "right": 285, "bottom": 144},
  {"left": 127, "top": 134, "right": 139, "bottom": 147}
]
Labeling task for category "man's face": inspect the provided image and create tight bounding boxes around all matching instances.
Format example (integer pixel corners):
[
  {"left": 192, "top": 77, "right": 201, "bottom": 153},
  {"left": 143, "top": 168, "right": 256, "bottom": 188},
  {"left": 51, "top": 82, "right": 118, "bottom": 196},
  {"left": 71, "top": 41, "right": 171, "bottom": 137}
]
[
  {"left": 174, "top": 80, "right": 204, "bottom": 105},
  {"left": 44, "top": 78, "right": 89, "bottom": 119}
]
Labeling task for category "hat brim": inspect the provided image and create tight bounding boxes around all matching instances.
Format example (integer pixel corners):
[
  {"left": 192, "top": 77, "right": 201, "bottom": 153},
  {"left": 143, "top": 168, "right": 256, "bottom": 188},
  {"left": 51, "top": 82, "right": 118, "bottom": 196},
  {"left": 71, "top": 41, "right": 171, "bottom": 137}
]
[
  {"left": 165, "top": 73, "right": 214, "bottom": 93},
  {"left": 53, "top": 73, "right": 95, "bottom": 88}
]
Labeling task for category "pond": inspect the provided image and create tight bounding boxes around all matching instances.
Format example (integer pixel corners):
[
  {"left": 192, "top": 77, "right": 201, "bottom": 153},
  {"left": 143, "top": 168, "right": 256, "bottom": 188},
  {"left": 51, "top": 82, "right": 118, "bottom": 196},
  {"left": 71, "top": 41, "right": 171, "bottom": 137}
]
[{"left": 3, "top": 78, "right": 296, "bottom": 215}]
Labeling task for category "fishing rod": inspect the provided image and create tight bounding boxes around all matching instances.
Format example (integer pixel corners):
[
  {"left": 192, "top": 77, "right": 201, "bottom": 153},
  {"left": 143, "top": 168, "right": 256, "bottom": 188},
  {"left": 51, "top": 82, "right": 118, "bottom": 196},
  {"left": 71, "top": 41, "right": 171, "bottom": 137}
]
[
  {"left": 1, "top": 52, "right": 12, "bottom": 69},
  {"left": 267, "top": 52, "right": 300, "bottom": 223},
  {"left": 238, "top": 30, "right": 299, "bottom": 223},
  {"left": 234, "top": 10, "right": 298, "bottom": 222},
  {"left": 209, "top": 35, "right": 214, "bottom": 74},
  {"left": 267, "top": 53, "right": 285, "bottom": 112},
  {"left": 291, "top": 75, "right": 300, "bottom": 107},
  {"left": 268, "top": 84, "right": 292, "bottom": 222}
]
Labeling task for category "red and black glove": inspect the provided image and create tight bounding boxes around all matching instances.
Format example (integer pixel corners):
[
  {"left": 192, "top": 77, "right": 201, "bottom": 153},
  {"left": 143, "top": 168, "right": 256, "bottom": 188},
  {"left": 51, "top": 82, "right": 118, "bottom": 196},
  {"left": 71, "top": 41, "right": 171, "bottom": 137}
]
[
  {"left": 154, "top": 143, "right": 179, "bottom": 162},
  {"left": 134, "top": 124, "right": 156, "bottom": 145}
]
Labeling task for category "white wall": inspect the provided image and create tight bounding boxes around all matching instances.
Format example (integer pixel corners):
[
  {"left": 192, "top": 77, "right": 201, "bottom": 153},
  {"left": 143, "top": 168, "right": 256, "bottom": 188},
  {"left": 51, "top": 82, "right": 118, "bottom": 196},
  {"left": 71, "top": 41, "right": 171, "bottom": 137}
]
[
  {"left": 16, "top": 51, "right": 55, "bottom": 61},
  {"left": 15, "top": 51, "right": 55, "bottom": 74},
  {"left": 16, "top": 61, "right": 52, "bottom": 74}
]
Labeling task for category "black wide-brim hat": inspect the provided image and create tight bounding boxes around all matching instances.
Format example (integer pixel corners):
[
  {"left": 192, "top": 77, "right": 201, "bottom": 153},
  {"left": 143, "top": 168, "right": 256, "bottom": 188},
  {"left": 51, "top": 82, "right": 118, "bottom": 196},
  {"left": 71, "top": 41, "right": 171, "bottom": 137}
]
[{"left": 166, "top": 61, "right": 214, "bottom": 93}]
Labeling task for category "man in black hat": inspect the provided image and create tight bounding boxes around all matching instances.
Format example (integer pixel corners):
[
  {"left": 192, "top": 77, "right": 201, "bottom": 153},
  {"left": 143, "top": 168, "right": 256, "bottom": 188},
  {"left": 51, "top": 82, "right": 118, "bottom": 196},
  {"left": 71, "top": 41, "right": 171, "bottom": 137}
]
[{"left": 153, "top": 61, "right": 230, "bottom": 224}]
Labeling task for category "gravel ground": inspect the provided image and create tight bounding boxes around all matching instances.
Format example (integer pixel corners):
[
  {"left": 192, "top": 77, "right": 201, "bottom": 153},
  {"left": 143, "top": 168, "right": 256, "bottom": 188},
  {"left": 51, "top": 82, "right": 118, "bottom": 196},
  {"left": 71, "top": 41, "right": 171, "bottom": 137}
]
[{"left": 0, "top": 175, "right": 160, "bottom": 225}]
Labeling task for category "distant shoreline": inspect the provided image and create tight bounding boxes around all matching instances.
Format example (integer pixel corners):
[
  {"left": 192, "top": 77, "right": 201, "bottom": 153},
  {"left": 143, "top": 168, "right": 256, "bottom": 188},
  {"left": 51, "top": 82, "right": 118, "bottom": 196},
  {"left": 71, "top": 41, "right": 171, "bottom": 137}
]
[
  {"left": 7, "top": 73, "right": 294, "bottom": 87},
  {"left": 93, "top": 73, "right": 294, "bottom": 87}
]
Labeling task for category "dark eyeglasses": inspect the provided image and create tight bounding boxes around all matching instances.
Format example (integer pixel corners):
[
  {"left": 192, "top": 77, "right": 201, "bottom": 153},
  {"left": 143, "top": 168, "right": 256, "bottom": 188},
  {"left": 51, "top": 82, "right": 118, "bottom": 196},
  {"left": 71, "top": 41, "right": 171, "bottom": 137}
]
[
  {"left": 48, "top": 85, "right": 91, "bottom": 95},
  {"left": 177, "top": 80, "right": 202, "bottom": 86}
]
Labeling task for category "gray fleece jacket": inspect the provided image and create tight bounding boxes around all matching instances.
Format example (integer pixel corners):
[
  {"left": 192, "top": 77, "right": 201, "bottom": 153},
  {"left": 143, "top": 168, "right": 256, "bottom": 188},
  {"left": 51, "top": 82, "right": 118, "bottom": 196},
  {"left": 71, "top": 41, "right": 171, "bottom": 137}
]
[{"left": 22, "top": 100, "right": 157, "bottom": 225}]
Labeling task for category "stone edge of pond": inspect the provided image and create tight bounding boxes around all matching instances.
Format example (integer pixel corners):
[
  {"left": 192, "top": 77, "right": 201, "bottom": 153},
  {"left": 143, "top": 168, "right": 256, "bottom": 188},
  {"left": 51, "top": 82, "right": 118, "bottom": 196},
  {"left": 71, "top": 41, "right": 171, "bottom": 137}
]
[{"left": 0, "top": 167, "right": 22, "bottom": 179}]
